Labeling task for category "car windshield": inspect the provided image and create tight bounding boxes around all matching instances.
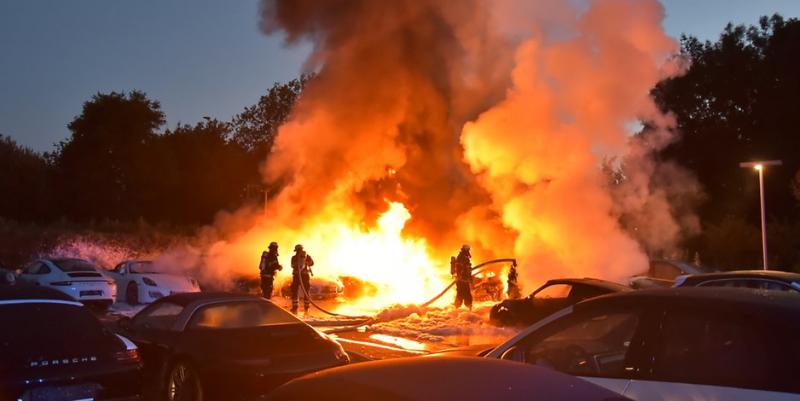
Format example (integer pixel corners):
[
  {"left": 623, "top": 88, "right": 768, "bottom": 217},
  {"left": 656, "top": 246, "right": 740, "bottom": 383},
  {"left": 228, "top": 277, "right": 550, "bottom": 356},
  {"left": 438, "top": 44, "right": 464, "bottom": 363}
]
[
  {"left": 188, "top": 301, "right": 301, "bottom": 329},
  {"left": 129, "top": 261, "right": 159, "bottom": 274},
  {"left": 53, "top": 259, "right": 98, "bottom": 272},
  {"left": 0, "top": 303, "right": 107, "bottom": 356}
]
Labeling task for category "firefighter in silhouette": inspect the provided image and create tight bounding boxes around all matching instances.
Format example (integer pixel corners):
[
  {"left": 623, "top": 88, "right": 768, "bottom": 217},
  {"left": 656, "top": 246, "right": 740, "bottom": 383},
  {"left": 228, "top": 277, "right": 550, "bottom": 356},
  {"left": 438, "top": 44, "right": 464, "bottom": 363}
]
[
  {"left": 507, "top": 262, "right": 521, "bottom": 299},
  {"left": 259, "top": 242, "right": 282, "bottom": 299},
  {"left": 452, "top": 244, "right": 473, "bottom": 309},
  {"left": 290, "top": 244, "right": 314, "bottom": 314}
]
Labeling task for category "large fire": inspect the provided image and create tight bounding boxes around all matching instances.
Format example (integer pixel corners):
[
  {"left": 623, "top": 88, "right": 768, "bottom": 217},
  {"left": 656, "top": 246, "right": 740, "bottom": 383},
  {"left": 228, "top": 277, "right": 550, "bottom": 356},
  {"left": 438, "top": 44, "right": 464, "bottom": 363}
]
[{"left": 156, "top": 0, "right": 700, "bottom": 314}]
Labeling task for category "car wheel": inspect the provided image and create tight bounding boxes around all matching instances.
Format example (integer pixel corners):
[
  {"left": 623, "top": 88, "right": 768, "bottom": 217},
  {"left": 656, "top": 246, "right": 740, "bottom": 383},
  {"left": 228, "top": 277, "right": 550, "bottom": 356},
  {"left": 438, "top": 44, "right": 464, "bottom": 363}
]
[
  {"left": 166, "top": 360, "right": 203, "bottom": 401},
  {"left": 127, "top": 282, "right": 140, "bottom": 305}
]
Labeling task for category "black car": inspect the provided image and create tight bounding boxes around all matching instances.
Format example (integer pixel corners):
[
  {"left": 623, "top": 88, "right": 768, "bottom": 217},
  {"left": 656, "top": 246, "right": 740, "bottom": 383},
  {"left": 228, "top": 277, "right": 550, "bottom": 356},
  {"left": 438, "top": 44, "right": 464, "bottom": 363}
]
[
  {"left": 674, "top": 269, "right": 800, "bottom": 292},
  {"left": 264, "top": 356, "right": 630, "bottom": 401},
  {"left": 116, "top": 292, "right": 349, "bottom": 401},
  {"left": 484, "top": 288, "right": 800, "bottom": 399},
  {"left": 489, "top": 278, "right": 630, "bottom": 327},
  {"left": 0, "top": 285, "right": 141, "bottom": 400}
]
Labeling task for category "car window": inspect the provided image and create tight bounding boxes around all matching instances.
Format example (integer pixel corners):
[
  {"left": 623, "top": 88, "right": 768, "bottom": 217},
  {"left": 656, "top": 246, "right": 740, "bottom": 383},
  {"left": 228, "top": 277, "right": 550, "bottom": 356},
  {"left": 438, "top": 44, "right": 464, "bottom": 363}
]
[
  {"left": 188, "top": 301, "right": 300, "bottom": 330},
  {"left": 568, "top": 284, "right": 608, "bottom": 300},
  {"left": 509, "top": 309, "right": 641, "bottom": 378},
  {"left": 651, "top": 262, "right": 681, "bottom": 280},
  {"left": 533, "top": 284, "right": 572, "bottom": 299},
  {"left": 129, "top": 261, "right": 158, "bottom": 274},
  {"left": 53, "top": 259, "right": 97, "bottom": 272},
  {"left": 651, "top": 307, "right": 800, "bottom": 393},
  {"left": 22, "top": 263, "right": 41, "bottom": 274},
  {"left": 133, "top": 301, "right": 184, "bottom": 330},
  {"left": 38, "top": 265, "right": 51, "bottom": 275},
  {"left": 0, "top": 303, "right": 107, "bottom": 356}
]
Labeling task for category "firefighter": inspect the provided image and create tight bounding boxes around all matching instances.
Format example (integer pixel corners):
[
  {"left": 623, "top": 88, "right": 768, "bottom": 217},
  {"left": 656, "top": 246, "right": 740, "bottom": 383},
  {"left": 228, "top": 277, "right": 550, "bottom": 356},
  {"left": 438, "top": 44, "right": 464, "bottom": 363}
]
[
  {"left": 290, "top": 244, "right": 314, "bottom": 314},
  {"left": 452, "top": 244, "right": 473, "bottom": 309},
  {"left": 507, "top": 262, "right": 521, "bottom": 299},
  {"left": 259, "top": 242, "right": 282, "bottom": 299}
]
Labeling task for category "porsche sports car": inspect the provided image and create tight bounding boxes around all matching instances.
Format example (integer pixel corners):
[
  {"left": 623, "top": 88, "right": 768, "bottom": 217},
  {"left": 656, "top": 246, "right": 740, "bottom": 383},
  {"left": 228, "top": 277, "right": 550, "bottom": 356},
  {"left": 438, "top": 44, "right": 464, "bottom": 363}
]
[
  {"left": 18, "top": 258, "right": 116, "bottom": 309},
  {"left": 116, "top": 292, "right": 349, "bottom": 400},
  {"left": 108, "top": 260, "right": 200, "bottom": 305},
  {"left": 0, "top": 285, "right": 142, "bottom": 400}
]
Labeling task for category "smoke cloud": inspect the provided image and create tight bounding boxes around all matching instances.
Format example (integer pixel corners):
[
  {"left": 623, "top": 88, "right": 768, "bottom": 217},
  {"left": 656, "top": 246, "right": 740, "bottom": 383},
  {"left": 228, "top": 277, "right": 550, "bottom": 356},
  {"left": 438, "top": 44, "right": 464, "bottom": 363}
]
[{"left": 162, "top": 0, "right": 696, "bottom": 300}]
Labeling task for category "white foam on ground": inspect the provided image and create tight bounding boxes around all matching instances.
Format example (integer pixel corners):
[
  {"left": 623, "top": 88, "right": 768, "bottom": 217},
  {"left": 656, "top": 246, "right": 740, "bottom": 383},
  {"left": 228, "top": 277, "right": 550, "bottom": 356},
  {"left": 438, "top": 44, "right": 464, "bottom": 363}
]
[{"left": 366, "top": 301, "right": 519, "bottom": 346}]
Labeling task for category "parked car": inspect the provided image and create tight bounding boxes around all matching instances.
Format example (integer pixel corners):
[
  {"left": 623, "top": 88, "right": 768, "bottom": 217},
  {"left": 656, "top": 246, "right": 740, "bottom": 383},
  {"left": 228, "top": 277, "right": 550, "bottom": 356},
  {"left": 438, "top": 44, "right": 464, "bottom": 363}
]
[
  {"left": 489, "top": 278, "right": 630, "bottom": 327},
  {"left": 264, "top": 356, "right": 630, "bottom": 401},
  {"left": 280, "top": 275, "right": 344, "bottom": 300},
  {"left": 0, "top": 285, "right": 142, "bottom": 400},
  {"left": 674, "top": 270, "right": 800, "bottom": 293},
  {"left": 116, "top": 292, "right": 349, "bottom": 400},
  {"left": 107, "top": 260, "right": 200, "bottom": 305},
  {"left": 483, "top": 287, "right": 800, "bottom": 400},
  {"left": 629, "top": 260, "right": 715, "bottom": 289},
  {"left": 18, "top": 258, "right": 116, "bottom": 309}
]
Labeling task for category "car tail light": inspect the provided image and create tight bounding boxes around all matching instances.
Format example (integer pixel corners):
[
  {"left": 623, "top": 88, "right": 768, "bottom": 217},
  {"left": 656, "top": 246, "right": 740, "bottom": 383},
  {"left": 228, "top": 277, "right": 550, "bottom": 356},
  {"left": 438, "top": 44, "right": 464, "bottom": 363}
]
[
  {"left": 142, "top": 277, "right": 158, "bottom": 287},
  {"left": 112, "top": 349, "right": 140, "bottom": 363},
  {"left": 50, "top": 281, "right": 72, "bottom": 286}
]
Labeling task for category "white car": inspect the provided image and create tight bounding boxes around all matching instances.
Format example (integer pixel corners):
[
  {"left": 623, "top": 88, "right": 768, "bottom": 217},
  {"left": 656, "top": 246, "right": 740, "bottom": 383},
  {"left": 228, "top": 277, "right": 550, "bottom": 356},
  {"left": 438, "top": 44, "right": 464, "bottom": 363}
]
[
  {"left": 18, "top": 258, "right": 116, "bottom": 309},
  {"left": 108, "top": 260, "right": 200, "bottom": 305},
  {"left": 483, "top": 288, "right": 800, "bottom": 400}
]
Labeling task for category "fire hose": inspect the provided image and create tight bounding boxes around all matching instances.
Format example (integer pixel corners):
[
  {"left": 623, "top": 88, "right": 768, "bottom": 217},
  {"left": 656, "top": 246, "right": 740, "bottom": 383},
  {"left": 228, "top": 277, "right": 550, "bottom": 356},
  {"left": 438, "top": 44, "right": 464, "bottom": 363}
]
[{"left": 296, "top": 258, "right": 517, "bottom": 330}]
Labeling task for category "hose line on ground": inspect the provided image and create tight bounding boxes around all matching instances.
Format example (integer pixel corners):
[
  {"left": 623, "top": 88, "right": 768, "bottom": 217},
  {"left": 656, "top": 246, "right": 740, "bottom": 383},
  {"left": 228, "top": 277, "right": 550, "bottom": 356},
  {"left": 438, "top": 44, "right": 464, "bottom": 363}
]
[{"left": 299, "top": 258, "right": 517, "bottom": 329}]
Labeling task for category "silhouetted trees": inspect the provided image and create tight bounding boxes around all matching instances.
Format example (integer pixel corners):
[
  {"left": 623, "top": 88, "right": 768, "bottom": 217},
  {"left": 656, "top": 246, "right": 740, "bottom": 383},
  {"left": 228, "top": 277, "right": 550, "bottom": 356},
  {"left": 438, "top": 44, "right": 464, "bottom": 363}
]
[
  {"left": 0, "top": 78, "right": 306, "bottom": 226},
  {"left": 653, "top": 14, "right": 800, "bottom": 270}
]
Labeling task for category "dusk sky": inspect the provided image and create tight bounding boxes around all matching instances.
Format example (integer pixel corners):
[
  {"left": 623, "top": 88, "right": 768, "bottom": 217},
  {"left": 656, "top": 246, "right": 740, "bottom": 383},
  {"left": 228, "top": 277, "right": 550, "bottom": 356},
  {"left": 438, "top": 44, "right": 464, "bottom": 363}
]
[{"left": 2, "top": 0, "right": 800, "bottom": 151}]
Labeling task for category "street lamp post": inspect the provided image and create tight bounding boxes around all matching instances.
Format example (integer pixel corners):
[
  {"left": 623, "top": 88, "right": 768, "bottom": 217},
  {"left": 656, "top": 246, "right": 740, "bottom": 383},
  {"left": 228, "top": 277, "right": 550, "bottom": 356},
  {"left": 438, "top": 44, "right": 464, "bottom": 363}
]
[{"left": 739, "top": 160, "right": 782, "bottom": 270}]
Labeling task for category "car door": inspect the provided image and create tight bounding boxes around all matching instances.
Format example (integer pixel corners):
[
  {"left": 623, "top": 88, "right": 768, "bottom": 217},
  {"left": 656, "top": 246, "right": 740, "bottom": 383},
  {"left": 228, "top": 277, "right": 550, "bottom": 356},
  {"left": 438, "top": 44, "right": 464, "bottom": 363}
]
[
  {"left": 497, "top": 304, "right": 648, "bottom": 395},
  {"left": 624, "top": 304, "right": 800, "bottom": 401},
  {"left": 124, "top": 301, "right": 185, "bottom": 379}
]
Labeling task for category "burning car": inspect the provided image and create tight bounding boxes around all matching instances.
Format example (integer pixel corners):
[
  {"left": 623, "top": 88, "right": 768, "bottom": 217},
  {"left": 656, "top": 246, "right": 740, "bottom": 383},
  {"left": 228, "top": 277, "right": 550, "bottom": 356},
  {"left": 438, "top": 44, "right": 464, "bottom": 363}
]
[
  {"left": 280, "top": 276, "right": 345, "bottom": 300},
  {"left": 472, "top": 270, "right": 504, "bottom": 302},
  {"left": 107, "top": 260, "right": 200, "bottom": 305}
]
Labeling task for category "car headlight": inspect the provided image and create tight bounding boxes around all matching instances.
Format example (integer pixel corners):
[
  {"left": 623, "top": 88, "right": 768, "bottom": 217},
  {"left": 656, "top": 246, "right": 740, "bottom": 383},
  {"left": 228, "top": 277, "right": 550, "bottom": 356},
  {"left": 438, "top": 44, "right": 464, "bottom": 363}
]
[{"left": 142, "top": 277, "right": 158, "bottom": 287}]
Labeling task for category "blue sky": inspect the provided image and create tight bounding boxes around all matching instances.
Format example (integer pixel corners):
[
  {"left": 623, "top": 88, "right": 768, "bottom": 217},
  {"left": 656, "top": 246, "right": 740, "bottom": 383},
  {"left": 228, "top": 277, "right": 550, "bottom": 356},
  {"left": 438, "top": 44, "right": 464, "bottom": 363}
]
[{"left": 2, "top": 0, "right": 799, "bottom": 151}]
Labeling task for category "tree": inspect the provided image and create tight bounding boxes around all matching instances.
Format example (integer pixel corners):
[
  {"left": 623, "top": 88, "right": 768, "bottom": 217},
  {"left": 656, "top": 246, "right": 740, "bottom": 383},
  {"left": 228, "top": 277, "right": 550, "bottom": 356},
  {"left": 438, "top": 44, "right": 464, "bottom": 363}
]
[
  {"left": 0, "top": 135, "right": 51, "bottom": 221},
  {"left": 230, "top": 75, "right": 310, "bottom": 155},
  {"left": 53, "top": 91, "right": 165, "bottom": 221},
  {"left": 653, "top": 15, "right": 800, "bottom": 230},
  {"left": 142, "top": 119, "right": 258, "bottom": 224}
]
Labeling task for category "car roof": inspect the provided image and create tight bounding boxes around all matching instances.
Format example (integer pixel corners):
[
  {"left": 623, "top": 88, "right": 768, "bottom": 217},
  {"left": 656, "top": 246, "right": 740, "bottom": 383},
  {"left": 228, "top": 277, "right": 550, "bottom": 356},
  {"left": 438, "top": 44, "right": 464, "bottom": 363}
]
[
  {"left": 579, "top": 287, "right": 800, "bottom": 317},
  {"left": 155, "top": 291, "right": 263, "bottom": 306},
  {"left": 681, "top": 270, "right": 800, "bottom": 282},
  {"left": 545, "top": 278, "right": 631, "bottom": 292},
  {"left": 0, "top": 284, "right": 77, "bottom": 302}
]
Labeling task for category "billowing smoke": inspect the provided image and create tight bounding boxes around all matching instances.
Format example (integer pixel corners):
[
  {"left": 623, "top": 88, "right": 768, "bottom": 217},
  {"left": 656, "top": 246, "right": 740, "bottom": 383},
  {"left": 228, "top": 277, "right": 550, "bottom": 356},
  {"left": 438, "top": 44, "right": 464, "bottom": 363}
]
[{"left": 161, "top": 0, "right": 695, "bottom": 302}]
